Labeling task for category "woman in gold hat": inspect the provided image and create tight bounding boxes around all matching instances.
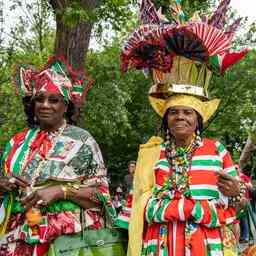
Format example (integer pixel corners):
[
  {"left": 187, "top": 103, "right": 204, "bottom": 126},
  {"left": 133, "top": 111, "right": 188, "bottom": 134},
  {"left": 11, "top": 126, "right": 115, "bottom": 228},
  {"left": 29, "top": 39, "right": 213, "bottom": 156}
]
[
  {"left": 138, "top": 92, "right": 243, "bottom": 256},
  {"left": 120, "top": 0, "right": 249, "bottom": 255}
]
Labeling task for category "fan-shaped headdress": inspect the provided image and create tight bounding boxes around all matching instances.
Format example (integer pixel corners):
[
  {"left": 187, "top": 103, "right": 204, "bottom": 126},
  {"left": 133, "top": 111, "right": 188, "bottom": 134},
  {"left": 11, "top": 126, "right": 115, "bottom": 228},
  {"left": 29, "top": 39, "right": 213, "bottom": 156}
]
[{"left": 121, "top": 0, "right": 249, "bottom": 123}]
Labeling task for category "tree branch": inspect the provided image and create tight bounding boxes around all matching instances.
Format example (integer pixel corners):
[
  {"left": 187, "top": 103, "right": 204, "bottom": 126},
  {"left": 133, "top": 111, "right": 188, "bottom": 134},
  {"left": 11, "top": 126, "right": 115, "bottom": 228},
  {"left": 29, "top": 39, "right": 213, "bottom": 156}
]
[{"left": 239, "top": 137, "right": 256, "bottom": 167}]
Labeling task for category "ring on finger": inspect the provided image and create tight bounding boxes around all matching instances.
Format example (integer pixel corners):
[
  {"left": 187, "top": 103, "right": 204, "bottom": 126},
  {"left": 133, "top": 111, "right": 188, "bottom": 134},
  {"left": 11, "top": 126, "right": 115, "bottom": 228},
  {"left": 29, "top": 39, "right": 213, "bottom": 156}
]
[
  {"left": 37, "top": 199, "right": 46, "bottom": 206},
  {"left": 9, "top": 177, "right": 16, "bottom": 184}
]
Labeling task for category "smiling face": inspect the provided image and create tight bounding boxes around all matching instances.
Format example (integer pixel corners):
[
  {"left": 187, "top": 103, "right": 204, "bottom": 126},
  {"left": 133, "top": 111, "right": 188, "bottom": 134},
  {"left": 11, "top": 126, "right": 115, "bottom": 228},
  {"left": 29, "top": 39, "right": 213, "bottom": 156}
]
[
  {"left": 34, "top": 92, "right": 67, "bottom": 131},
  {"left": 167, "top": 105, "right": 198, "bottom": 140}
]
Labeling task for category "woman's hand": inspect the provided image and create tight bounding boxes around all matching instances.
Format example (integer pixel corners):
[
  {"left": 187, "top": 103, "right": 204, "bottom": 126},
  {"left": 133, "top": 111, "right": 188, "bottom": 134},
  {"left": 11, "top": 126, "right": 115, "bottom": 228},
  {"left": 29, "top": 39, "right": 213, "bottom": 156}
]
[
  {"left": 0, "top": 177, "right": 17, "bottom": 192},
  {"left": 22, "top": 185, "right": 63, "bottom": 209},
  {"left": 0, "top": 174, "right": 29, "bottom": 192},
  {"left": 66, "top": 186, "right": 100, "bottom": 209},
  {"left": 22, "top": 185, "right": 100, "bottom": 210},
  {"left": 217, "top": 171, "right": 240, "bottom": 197}
]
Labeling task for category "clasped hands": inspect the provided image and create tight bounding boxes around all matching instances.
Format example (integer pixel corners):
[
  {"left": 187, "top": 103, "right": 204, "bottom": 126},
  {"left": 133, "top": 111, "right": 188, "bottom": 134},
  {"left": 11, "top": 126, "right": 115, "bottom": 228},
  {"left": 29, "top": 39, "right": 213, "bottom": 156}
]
[
  {"left": 0, "top": 174, "right": 65, "bottom": 209},
  {"left": 0, "top": 174, "right": 99, "bottom": 210}
]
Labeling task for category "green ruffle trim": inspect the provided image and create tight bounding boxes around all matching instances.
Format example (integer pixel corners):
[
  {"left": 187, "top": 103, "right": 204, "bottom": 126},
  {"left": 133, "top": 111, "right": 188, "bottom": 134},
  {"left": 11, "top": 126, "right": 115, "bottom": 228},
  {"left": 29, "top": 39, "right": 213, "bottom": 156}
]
[
  {"left": 47, "top": 200, "right": 80, "bottom": 212},
  {"left": 11, "top": 199, "right": 80, "bottom": 214}
]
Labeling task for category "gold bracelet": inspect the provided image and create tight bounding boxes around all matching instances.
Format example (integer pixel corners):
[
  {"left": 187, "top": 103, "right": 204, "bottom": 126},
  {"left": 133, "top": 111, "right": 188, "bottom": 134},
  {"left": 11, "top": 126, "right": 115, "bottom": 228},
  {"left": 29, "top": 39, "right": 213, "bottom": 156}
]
[
  {"left": 89, "top": 187, "right": 99, "bottom": 202},
  {"left": 62, "top": 183, "right": 80, "bottom": 200},
  {"left": 229, "top": 181, "right": 247, "bottom": 206},
  {"left": 61, "top": 185, "right": 68, "bottom": 200}
]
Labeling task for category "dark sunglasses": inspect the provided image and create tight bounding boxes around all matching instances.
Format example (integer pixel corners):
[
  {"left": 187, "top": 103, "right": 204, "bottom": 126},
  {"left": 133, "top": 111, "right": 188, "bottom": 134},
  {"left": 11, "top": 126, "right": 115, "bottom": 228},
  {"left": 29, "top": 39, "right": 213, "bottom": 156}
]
[{"left": 33, "top": 95, "right": 65, "bottom": 105}]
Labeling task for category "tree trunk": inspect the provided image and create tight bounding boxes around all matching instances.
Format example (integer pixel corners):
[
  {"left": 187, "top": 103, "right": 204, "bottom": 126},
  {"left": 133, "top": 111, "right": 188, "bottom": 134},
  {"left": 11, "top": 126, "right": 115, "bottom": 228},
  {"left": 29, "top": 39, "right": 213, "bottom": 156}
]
[
  {"left": 49, "top": 0, "right": 99, "bottom": 69},
  {"left": 239, "top": 137, "right": 256, "bottom": 167}
]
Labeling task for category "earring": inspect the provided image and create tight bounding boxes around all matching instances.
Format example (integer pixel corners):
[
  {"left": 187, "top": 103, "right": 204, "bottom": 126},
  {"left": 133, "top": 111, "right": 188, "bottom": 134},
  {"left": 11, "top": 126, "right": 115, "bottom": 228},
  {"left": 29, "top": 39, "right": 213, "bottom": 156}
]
[
  {"left": 166, "top": 129, "right": 170, "bottom": 144},
  {"left": 195, "top": 128, "right": 201, "bottom": 141}
]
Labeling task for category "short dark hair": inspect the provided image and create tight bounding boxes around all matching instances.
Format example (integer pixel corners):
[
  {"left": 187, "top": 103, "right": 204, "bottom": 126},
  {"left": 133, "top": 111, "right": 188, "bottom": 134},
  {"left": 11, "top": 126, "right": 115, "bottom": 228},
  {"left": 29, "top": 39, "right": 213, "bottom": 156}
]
[
  {"left": 162, "top": 107, "right": 203, "bottom": 135},
  {"left": 128, "top": 160, "right": 136, "bottom": 166},
  {"left": 22, "top": 96, "right": 79, "bottom": 128}
]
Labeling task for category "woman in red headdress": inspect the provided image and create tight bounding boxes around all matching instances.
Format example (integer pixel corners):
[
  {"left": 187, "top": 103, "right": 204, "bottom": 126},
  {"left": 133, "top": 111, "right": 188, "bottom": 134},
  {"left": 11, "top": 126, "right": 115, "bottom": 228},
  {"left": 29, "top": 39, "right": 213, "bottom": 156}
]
[{"left": 0, "top": 56, "right": 115, "bottom": 256}]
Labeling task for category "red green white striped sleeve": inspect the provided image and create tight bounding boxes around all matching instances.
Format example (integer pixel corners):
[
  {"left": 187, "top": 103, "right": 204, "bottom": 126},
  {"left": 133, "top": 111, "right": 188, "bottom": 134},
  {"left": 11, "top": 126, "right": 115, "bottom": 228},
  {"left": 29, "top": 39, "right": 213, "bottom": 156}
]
[{"left": 146, "top": 195, "right": 236, "bottom": 227}]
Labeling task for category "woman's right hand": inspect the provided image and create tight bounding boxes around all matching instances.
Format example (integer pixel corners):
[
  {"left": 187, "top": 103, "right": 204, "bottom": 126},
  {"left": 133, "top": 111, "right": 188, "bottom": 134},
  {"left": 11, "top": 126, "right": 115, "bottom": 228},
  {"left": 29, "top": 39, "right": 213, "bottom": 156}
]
[
  {"left": 0, "top": 176, "right": 18, "bottom": 192},
  {"left": 0, "top": 174, "right": 29, "bottom": 193},
  {"left": 217, "top": 171, "right": 240, "bottom": 197}
]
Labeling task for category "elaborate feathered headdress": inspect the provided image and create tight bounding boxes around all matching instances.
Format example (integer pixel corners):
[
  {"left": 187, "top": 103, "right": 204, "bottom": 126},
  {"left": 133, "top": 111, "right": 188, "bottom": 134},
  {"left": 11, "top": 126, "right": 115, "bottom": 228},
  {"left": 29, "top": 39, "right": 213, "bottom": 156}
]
[{"left": 121, "top": 0, "right": 249, "bottom": 122}]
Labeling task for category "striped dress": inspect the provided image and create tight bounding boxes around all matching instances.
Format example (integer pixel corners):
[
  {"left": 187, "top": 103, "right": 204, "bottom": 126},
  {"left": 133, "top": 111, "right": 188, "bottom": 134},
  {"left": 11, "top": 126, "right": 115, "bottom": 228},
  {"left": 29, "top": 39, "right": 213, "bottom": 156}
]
[
  {"left": 115, "top": 189, "right": 133, "bottom": 229},
  {"left": 141, "top": 138, "right": 238, "bottom": 256}
]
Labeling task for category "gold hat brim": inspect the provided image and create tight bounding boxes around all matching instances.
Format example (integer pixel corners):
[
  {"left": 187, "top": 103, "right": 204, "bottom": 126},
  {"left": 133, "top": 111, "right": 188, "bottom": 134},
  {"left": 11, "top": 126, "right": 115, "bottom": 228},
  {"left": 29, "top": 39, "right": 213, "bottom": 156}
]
[{"left": 149, "top": 94, "right": 220, "bottom": 123}]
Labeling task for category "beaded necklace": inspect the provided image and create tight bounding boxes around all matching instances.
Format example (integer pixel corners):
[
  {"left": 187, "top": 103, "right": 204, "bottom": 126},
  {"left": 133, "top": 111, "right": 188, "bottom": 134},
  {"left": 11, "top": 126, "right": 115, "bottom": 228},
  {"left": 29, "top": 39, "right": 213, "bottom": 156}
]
[{"left": 165, "top": 133, "right": 201, "bottom": 198}]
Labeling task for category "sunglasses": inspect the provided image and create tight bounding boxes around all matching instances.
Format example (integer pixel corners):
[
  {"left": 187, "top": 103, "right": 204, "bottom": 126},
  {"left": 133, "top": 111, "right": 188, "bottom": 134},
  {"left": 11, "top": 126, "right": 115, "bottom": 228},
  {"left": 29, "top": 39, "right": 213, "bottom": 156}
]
[{"left": 33, "top": 95, "right": 65, "bottom": 105}]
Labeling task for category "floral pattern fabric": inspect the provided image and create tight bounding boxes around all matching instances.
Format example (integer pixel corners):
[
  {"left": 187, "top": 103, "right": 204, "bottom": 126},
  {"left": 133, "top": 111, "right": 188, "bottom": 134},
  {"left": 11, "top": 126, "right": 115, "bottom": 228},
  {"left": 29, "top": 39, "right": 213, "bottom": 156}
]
[{"left": 0, "top": 125, "right": 113, "bottom": 256}]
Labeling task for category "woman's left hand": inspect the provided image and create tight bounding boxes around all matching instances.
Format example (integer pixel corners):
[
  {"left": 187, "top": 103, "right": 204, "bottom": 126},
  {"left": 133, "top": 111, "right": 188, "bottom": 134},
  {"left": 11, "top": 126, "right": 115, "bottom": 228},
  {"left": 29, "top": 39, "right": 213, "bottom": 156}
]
[
  {"left": 22, "top": 185, "right": 63, "bottom": 209},
  {"left": 217, "top": 171, "right": 240, "bottom": 197}
]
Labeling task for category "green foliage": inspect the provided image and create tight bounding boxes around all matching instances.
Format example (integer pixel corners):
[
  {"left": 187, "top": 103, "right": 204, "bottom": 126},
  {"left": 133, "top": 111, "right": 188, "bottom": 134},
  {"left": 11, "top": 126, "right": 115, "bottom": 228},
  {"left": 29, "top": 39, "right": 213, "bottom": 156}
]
[
  {"left": 153, "top": 0, "right": 213, "bottom": 18},
  {"left": 95, "top": 0, "right": 134, "bottom": 33},
  {"left": 0, "top": 82, "right": 26, "bottom": 148},
  {"left": 80, "top": 40, "right": 159, "bottom": 184},
  {"left": 0, "top": 0, "right": 55, "bottom": 148},
  {"left": 181, "top": 0, "right": 214, "bottom": 16},
  {"left": 0, "top": 33, "right": 55, "bottom": 150},
  {"left": 6, "top": 0, "right": 53, "bottom": 53},
  {"left": 204, "top": 50, "right": 256, "bottom": 161},
  {"left": 61, "top": 2, "right": 93, "bottom": 27},
  {"left": 58, "top": 0, "right": 134, "bottom": 40},
  {"left": 1, "top": 0, "right": 256, "bottom": 184},
  {"left": 57, "top": 0, "right": 212, "bottom": 42},
  {"left": 239, "top": 92, "right": 256, "bottom": 140}
]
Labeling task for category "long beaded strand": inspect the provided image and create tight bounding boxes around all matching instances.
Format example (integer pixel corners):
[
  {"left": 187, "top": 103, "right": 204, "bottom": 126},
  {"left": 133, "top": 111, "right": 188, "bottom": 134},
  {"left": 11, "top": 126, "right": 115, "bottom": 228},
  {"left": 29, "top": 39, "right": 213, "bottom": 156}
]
[{"left": 165, "top": 130, "right": 201, "bottom": 196}]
